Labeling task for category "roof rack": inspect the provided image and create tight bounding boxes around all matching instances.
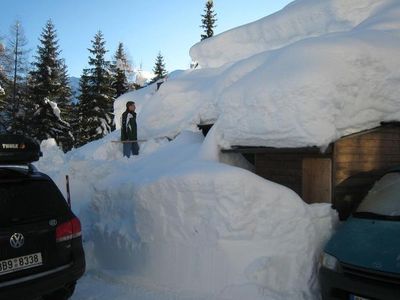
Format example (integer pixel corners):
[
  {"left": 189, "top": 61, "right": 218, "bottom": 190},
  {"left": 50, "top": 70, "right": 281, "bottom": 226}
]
[{"left": 0, "top": 134, "right": 42, "bottom": 164}]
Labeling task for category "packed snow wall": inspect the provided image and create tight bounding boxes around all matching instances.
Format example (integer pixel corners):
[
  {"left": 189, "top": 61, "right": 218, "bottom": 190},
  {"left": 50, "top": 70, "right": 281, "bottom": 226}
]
[{"left": 37, "top": 130, "right": 337, "bottom": 300}]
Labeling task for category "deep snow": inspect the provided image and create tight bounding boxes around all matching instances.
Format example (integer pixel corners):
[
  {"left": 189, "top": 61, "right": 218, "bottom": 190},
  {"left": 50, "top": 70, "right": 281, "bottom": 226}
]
[
  {"left": 37, "top": 130, "right": 336, "bottom": 300},
  {"left": 190, "top": 0, "right": 392, "bottom": 68},
  {"left": 33, "top": 0, "right": 400, "bottom": 298},
  {"left": 114, "top": 0, "right": 400, "bottom": 149}
]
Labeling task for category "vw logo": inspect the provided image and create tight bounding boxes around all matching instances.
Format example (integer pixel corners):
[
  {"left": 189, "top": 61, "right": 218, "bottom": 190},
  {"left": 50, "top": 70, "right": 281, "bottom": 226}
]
[{"left": 10, "top": 233, "right": 25, "bottom": 249}]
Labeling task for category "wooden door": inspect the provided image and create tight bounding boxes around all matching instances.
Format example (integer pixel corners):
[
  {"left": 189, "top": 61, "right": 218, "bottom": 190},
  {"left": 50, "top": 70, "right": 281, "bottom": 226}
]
[{"left": 302, "top": 158, "right": 332, "bottom": 204}]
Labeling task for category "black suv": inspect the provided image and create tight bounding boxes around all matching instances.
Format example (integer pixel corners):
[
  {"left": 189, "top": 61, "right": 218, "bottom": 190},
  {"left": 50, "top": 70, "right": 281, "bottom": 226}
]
[{"left": 0, "top": 135, "right": 85, "bottom": 300}]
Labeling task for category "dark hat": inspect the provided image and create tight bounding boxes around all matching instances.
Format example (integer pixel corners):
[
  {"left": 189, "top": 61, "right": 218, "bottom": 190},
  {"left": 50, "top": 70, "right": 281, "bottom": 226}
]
[{"left": 126, "top": 101, "right": 135, "bottom": 109}]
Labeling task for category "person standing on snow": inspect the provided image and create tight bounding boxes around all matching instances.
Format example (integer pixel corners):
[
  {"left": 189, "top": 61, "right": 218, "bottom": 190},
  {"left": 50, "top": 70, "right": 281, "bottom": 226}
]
[{"left": 121, "top": 101, "right": 139, "bottom": 157}]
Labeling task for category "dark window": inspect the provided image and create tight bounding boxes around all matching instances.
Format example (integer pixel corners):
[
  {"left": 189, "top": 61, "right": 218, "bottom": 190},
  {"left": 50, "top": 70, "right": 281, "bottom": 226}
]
[{"left": 0, "top": 180, "right": 69, "bottom": 225}]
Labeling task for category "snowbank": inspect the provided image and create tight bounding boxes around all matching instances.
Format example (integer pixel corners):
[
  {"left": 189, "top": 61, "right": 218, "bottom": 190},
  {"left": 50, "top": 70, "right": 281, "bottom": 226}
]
[
  {"left": 189, "top": 0, "right": 390, "bottom": 68},
  {"left": 114, "top": 0, "right": 400, "bottom": 149},
  {"left": 114, "top": 84, "right": 157, "bottom": 130},
  {"left": 36, "top": 0, "right": 400, "bottom": 298},
  {"left": 37, "top": 131, "right": 336, "bottom": 300}
]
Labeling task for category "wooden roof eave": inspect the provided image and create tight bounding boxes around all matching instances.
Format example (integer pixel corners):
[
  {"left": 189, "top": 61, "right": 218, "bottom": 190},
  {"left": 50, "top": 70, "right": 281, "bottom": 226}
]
[{"left": 222, "top": 144, "right": 334, "bottom": 156}]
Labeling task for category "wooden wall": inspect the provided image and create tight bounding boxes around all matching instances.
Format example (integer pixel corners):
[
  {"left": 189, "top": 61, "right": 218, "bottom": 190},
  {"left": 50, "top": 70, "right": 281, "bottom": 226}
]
[
  {"left": 231, "top": 125, "right": 400, "bottom": 219},
  {"left": 332, "top": 126, "right": 400, "bottom": 218},
  {"left": 255, "top": 153, "right": 304, "bottom": 197}
]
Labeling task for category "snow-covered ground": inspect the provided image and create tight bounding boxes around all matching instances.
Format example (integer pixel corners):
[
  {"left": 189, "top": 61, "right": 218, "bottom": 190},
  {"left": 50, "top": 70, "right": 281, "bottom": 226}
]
[
  {"left": 37, "top": 130, "right": 336, "bottom": 300},
  {"left": 34, "top": 0, "right": 400, "bottom": 299}
]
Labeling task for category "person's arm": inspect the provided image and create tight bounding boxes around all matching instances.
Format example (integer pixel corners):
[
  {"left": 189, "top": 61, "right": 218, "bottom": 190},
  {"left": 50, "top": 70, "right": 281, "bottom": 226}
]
[
  {"left": 131, "top": 117, "right": 138, "bottom": 141},
  {"left": 121, "top": 115, "right": 127, "bottom": 141}
]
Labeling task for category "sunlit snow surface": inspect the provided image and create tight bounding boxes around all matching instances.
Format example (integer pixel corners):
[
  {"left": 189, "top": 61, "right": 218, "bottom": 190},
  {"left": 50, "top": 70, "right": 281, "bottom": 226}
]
[
  {"left": 114, "top": 0, "right": 400, "bottom": 149},
  {"left": 34, "top": 0, "right": 400, "bottom": 298},
  {"left": 37, "top": 130, "right": 336, "bottom": 300}
]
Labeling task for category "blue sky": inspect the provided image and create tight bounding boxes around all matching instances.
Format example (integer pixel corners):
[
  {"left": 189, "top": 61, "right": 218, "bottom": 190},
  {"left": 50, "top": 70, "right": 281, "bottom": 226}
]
[{"left": 0, "top": 0, "right": 292, "bottom": 77}]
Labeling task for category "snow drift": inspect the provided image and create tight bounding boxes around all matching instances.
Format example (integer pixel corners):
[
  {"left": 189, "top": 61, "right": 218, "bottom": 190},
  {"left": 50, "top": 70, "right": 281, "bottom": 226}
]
[
  {"left": 37, "top": 131, "right": 336, "bottom": 300},
  {"left": 35, "top": 0, "right": 400, "bottom": 298},
  {"left": 115, "top": 0, "right": 400, "bottom": 149},
  {"left": 189, "top": 0, "right": 391, "bottom": 68}
]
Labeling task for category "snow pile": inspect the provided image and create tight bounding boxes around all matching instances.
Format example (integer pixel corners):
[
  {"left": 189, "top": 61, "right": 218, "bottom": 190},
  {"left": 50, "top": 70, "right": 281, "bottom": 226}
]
[
  {"left": 114, "top": 0, "right": 400, "bottom": 149},
  {"left": 113, "top": 85, "right": 156, "bottom": 129},
  {"left": 37, "top": 131, "right": 337, "bottom": 300},
  {"left": 34, "top": 0, "right": 400, "bottom": 298},
  {"left": 0, "top": 85, "right": 4, "bottom": 96},
  {"left": 189, "top": 0, "right": 390, "bottom": 68}
]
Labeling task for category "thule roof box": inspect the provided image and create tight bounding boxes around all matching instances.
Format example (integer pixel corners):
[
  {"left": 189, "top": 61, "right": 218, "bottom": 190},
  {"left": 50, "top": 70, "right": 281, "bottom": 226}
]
[{"left": 0, "top": 134, "right": 42, "bottom": 163}]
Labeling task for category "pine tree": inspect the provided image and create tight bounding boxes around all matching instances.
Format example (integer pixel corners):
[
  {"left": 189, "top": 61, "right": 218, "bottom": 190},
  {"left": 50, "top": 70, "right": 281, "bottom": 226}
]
[
  {"left": 69, "top": 102, "right": 81, "bottom": 147},
  {"left": 79, "top": 31, "right": 115, "bottom": 145},
  {"left": 57, "top": 60, "right": 73, "bottom": 111},
  {"left": 112, "top": 42, "right": 130, "bottom": 98},
  {"left": 76, "top": 69, "right": 91, "bottom": 146},
  {"left": 2, "top": 21, "right": 30, "bottom": 134},
  {"left": 30, "top": 98, "right": 72, "bottom": 147},
  {"left": 57, "top": 61, "right": 75, "bottom": 151},
  {"left": 30, "top": 20, "right": 62, "bottom": 103},
  {"left": 0, "top": 40, "right": 7, "bottom": 95},
  {"left": 0, "top": 41, "right": 8, "bottom": 131},
  {"left": 200, "top": 0, "right": 217, "bottom": 41},
  {"left": 151, "top": 52, "right": 167, "bottom": 83},
  {"left": 0, "top": 83, "right": 4, "bottom": 105},
  {"left": 0, "top": 81, "right": 5, "bottom": 132},
  {"left": 29, "top": 20, "right": 74, "bottom": 151}
]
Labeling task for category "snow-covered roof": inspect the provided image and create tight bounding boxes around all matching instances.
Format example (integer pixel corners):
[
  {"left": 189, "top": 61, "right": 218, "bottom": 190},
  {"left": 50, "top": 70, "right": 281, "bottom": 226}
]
[
  {"left": 190, "top": 0, "right": 393, "bottom": 69},
  {"left": 114, "top": 0, "right": 400, "bottom": 150}
]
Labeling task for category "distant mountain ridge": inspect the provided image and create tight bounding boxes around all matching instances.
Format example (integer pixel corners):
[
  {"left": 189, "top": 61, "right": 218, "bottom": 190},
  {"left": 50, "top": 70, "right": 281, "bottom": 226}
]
[{"left": 69, "top": 76, "right": 80, "bottom": 104}]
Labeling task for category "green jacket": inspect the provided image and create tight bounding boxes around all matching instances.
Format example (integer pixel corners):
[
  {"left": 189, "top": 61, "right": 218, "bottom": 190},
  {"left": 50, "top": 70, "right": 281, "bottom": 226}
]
[{"left": 121, "top": 111, "right": 137, "bottom": 141}]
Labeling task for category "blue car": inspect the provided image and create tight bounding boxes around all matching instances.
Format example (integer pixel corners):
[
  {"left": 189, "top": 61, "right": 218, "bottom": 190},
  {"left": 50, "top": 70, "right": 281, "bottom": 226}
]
[{"left": 320, "top": 169, "right": 400, "bottom": 300}]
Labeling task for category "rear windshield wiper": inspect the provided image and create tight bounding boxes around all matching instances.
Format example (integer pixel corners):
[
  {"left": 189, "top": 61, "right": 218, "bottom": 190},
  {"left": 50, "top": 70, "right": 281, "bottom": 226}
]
[{"left": 353, "top": 211, "right": 400, "bottom": 221}]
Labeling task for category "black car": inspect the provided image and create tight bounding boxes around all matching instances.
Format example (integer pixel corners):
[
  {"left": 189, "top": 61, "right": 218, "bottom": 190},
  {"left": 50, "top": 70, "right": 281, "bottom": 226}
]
[{"left": 0, "top": 135, "right": 85, "bottom": 300}]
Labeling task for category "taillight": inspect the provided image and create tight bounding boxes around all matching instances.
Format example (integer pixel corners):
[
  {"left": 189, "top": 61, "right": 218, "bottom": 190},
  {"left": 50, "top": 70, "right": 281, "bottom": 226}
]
[{"left": 56, "top": 217, "right": 82, "bottom": 243}]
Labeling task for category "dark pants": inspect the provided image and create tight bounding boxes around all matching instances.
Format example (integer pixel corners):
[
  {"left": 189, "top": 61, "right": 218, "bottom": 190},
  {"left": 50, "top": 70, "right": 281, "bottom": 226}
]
[{"left": 123, "top": 142, "right": 139, "bottom": 158}]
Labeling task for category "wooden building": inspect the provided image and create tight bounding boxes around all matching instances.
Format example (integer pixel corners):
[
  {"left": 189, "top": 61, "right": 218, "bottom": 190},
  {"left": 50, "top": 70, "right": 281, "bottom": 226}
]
[{"left": 220, "top": 123, "right": 400, "bottom": 219}]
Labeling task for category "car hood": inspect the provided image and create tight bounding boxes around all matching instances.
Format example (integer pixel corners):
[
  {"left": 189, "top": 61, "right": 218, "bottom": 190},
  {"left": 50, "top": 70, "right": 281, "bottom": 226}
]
[{"left": 325, "top": 217, "right": 400, "bottom": 274}]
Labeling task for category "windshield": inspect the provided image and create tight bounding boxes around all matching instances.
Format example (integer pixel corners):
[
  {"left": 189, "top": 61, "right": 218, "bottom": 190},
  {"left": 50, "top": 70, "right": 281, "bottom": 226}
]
[
  {"left": 0, "top": 179, "right": 69, "bottom": 225},
  {"left": 355, "top": 172, "right": 400, "bottom": 219}
]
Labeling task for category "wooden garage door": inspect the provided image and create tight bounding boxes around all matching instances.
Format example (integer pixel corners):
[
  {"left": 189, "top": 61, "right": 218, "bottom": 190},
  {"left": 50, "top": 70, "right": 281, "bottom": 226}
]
[{"left": 302, "top": 158, "right": 332, "bottom": 204}]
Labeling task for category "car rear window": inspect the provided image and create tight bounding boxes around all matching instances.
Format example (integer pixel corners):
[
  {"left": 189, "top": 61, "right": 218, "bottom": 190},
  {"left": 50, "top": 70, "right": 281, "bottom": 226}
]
[
  {"left": 0, "top": 179, "right": 69, "bottom": 225},
  {"left": 356, "top": 172, "right": 400, "bottom": 218}
]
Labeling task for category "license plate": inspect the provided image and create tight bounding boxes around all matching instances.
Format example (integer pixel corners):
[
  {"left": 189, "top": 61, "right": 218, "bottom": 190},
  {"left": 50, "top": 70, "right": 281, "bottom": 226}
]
[
  {"left": 350, "top": 295, "right": 370, "bottom": 300},
  {"left": 0, "top": 253, "right": 43, "bottom": 275}
]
